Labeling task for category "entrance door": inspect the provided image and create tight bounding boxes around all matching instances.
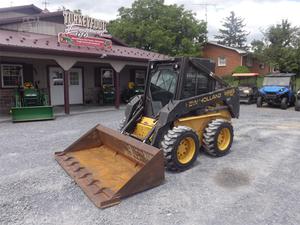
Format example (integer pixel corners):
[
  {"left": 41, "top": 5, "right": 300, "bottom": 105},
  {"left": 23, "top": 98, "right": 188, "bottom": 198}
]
[
  {"left": 49, "top": 67, "right": 83, "bottom": 105},
  {"left": 69, "top": 68, "right": 83, "bottom": 104}
]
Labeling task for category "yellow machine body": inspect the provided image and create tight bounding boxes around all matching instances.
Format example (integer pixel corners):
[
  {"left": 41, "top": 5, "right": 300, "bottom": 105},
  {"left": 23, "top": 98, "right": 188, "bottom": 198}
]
[{"left": 131, "top": 110, "right": 231, "bottom": 143}]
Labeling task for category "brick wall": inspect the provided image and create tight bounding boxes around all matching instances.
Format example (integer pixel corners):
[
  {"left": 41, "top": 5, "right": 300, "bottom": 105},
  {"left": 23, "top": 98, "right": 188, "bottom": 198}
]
[
  {"left": 247, "top": 58, "right": 271, "bottom": 75},
  {"left": 203, "top": 44, "right": 242, "bottom": 76}
]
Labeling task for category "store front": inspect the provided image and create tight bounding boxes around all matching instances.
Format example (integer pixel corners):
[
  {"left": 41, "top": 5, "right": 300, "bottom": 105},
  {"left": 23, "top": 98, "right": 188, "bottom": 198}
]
[{"left": 0, "top": 5, "right": 167, "bottom": 114}]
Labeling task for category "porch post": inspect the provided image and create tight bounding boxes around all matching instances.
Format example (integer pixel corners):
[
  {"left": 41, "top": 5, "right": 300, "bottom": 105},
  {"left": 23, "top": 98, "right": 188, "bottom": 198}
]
[
  {"left": 115, "top": 71, "right": 120, "bottom": 109},
  {"left": 64, "top": 70, "right": 70, "bottom": 114}
]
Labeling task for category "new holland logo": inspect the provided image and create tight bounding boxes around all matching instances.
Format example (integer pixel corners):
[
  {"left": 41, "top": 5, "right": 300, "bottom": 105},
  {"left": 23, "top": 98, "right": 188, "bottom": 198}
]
[{"left": 185, "top": 90, "right": 234, "bottom": 108}]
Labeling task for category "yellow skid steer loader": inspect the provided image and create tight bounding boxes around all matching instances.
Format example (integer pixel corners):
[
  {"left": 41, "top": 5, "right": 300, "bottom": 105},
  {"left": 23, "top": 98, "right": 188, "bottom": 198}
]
[{"left": 55, "top": 57, "right": 240, "bottom": 208}]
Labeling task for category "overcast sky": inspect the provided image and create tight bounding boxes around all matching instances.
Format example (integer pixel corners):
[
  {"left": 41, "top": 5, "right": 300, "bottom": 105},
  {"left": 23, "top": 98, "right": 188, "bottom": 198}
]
[{"left": 1, "top": 0, "right": 300, "bottom": 42}]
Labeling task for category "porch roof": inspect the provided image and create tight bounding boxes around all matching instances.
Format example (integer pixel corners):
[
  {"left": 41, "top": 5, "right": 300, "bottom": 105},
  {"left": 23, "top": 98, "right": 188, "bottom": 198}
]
[
  {"left": 0, "top": 29, "right": 168, "bottom": 62},
  {"left": 232, "top": 73, "right": 259, "bottom": 77}
]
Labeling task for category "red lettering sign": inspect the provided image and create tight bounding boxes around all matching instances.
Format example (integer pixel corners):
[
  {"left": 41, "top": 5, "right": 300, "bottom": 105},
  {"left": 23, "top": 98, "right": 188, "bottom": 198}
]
[{"left": 58, "top": 33, "right": 112, "bottom": 49}]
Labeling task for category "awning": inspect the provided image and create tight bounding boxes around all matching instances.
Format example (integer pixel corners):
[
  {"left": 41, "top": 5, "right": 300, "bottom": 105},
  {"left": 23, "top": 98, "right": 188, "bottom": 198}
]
[
  {"left": 232, "top": 73, "right": 259, "bottom": 77},
  {"left": 0, "top": 29, "right": 168, "bottom": 62}
]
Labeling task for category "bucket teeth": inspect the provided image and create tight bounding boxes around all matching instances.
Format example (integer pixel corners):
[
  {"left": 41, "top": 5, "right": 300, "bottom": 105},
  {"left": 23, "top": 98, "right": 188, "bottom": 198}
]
[
  {"left": 94, "top": 187, "right": 106, "bottom": 195},
  {"left": 67, "top": 161, "right": 79, "bottom": 167},
  {"left": 73, "top": 166, "right": 84, "bottom": 172},
  {"left": 79, "top": 172, "right": 92, "bottom": 179},
  {"left": 56, "top": 152, "right": 66, "bottom": 156},
  {"left": 87, "top": 179, "right": 100, "bottom": 186},
  {"left": 54, "top": 124, "right": 165, "bottom": 209},
  {"left": 63, "top": 156, "right": 74, "bottom": 161}
]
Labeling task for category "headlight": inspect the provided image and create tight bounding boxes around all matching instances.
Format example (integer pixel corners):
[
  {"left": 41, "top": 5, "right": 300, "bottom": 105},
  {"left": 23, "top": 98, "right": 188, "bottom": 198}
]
[
  {"left": 243, "top": 90, "right": 250, "bottom": 94},
  {"left": 279, "top": 88, "right": 285, "bottom": 92},
  {"left": 297, "top": 90, "right": 300, "bottom": 95}
]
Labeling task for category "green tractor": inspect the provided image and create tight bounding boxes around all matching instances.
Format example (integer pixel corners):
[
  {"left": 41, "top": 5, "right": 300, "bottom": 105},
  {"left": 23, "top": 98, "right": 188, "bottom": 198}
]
[
  {"left": 99, "top": 85, "right": 115, "bottom": 105},
  {"left": 121, "top": 82, "right": 144, "bottom": 103},
  {"left": 11, "top": 82, "right": 54, "bottom": 122}
]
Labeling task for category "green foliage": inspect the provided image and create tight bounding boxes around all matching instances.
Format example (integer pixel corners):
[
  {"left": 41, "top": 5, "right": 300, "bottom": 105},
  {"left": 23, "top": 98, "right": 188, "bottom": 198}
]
[
  {"left": 215, "top": 11, "right": 249, "bottom": 49},
  {"left": 107, "top": 0, "right": 207, "bottom": 56},
  {"left": 251, "top": 20, "right": 300, "bottom": 73},
  {"left": 222, "top": 76, "right": 239, "bottom": 87},
  {"left": 232, "top": 66, "right": 250, "bottom": 74},
  {"left": 73, "top": 9, "right": 82, "bottom": 15}
]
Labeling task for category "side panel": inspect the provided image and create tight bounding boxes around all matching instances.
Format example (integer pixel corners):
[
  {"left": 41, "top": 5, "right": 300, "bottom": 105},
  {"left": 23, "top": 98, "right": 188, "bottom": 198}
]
[
  {"left": 174, "top": 110, "right": 231, "bottom": 144},
  {"left": 132, "top": 117, "right": 156, "bottom": 140}
]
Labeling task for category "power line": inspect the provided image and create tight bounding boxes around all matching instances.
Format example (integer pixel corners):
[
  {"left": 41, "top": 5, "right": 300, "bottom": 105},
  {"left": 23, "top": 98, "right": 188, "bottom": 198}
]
[
  {"left": 42, "top": 0, "right": 49, "bottom": 10},
  {"left": 193, "top": 3, "right": 217, "bottom": 24}
]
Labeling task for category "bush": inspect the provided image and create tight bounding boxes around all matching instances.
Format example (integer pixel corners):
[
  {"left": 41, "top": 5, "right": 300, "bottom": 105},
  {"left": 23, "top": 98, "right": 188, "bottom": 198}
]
[
  {"left": 232, "top": 66, "right": 250, "bottom": 74},
  {"left": 222, "top": 76, "right": 239, "bottom": 87}
]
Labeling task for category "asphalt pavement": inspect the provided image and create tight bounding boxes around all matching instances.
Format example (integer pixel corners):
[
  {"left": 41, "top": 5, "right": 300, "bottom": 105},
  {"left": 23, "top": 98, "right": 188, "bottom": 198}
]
[{"left": 0, "top": 104, "right": 300, "bottom": 225}]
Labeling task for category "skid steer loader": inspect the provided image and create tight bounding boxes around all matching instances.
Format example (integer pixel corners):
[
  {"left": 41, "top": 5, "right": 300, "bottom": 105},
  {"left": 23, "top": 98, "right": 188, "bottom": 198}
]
[{"left": 55, "top": 57, "right": 239, "bottom": 208}]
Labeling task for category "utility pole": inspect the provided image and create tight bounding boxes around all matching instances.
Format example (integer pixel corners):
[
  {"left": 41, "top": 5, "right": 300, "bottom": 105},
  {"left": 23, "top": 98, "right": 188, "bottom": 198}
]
[
  {"left": 42, "top": 0, "right": 49, "bottom": 10},
  {"left": 193, "top": 3, "right": 217, "bottom": 24}
]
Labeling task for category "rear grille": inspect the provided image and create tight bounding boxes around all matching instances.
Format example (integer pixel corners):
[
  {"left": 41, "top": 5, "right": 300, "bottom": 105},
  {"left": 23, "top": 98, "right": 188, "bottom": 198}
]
[{"left": 265, "top": 94, "right": 276, "bottom": 99}]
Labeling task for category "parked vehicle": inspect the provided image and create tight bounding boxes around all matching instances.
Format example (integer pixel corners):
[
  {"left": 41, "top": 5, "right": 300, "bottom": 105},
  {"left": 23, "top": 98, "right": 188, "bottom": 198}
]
[
  {"left": 55, "top": 57, "right": 240, "bottom": 208},
  {"left": 11, "top": 82, "right": 54, "bottom": 122},
  {"left": 232, "top": 73, "right": 259, "bottom": 104},
  {"left": 295, "top": 89, "right": 300, "bottom": 111},
  {"left": 257, "top": 73, "right": 296, "bottom": 109},
  {"left": 121, "top": 82, "right": 144, "bottom": 103}
]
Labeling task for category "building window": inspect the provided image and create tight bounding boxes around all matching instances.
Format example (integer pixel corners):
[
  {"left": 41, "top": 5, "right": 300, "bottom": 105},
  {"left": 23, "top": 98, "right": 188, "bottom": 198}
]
[
  {"left": 1, "top": 64, "right": 23, "bottom": 88},
  {"left": 70, "top": 72, "right": 79, "bottom": 85},
  {"left": 246, "top": 56, "right": 253, "bottom": 67},
  {"left": 182, "top": 66, "right": 209, "bottom": 98},
  {"left": 101, "top": 68, "right": 114, "bottom": 86},
  {"left": 135, "top": 70, "right": 146, "bottom": 87},
  {"left": 259, "top": 63, "right": 265, "bottom": 70},
  {"left": 218, "top": 57, "right": 226, "bottom": 67}
]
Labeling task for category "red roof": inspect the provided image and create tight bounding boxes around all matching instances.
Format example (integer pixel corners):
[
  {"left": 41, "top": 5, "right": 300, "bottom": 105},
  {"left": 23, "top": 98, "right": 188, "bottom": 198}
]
[
  {"left": 0, "top": 4, "right": 42, "bottom": 13},
  {"left": 0, "top": 29, "right": 168, "bottom": 62},
  {"left": 232, "top": 73, "right": 259, "bottom": 77}
]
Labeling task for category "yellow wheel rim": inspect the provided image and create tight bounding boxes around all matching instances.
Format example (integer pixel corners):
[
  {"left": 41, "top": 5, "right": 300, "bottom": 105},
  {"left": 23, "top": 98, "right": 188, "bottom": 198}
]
[
  {"left": 217, "top": 128, "right": 231, "bottom": 151},
  {"left": 177, "top": 137, "right": 196, "bottom": 164}
]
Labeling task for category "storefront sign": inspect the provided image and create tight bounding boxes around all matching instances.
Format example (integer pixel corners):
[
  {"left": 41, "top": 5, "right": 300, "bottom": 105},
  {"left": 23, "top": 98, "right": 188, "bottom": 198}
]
[
  {"left": 63, "top": 11, "right": 107, "bottom": 31},
  {"left": 58, "top": 33, "right": 112, "bottom": 49},
  {"left": 59, "top": 11, "right": 112, "bottom": 49}
]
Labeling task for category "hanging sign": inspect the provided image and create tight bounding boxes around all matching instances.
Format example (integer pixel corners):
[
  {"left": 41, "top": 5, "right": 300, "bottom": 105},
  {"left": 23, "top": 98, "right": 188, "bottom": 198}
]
[
  {"left": 63, "top": 11, "right": 107, "bottom": 31},
  {"left": 58, "top": 11, "right": 112, "bottom": 49},
  {"left": 58, "top": 33, "right": 112, "bottom": 49}
]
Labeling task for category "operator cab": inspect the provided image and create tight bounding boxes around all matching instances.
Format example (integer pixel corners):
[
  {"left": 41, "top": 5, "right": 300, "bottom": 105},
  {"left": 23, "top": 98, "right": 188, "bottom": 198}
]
[{"left": 145, "top": 57, "right": 225, "bottom": 117}]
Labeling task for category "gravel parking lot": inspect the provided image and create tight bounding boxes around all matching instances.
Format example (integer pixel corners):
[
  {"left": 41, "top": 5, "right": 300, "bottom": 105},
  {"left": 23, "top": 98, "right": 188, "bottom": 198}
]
[{"left": 0, "top": 104, "right": 300, "bottom": 225}]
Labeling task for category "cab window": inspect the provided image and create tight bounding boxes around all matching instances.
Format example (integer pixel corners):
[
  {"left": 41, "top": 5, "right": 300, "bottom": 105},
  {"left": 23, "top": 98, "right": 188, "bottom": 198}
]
[{"left": 182, "top": 66, "right": 210, "bottom": 98}]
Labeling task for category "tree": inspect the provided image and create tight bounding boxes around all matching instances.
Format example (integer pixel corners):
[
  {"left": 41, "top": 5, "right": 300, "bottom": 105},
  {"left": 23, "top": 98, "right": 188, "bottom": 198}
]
[
  {"left": 251, "top": 20, "right": 300, "bottom": 72},
  {"left": 215, "top": 11, "right": 249, "bottom": 49},
  {"left": 73, "top": 9, "right": 82, "bottom": 15},
  {"left": 107, "top": 0, "right": 207, "bottom": 56},
  {"left": 57, "top": 6, "right": 82, "bottom": 15}
]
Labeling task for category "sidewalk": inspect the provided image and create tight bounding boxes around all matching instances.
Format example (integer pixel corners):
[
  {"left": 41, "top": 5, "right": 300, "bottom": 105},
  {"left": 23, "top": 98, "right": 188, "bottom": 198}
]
[{"left": 0, "top": 105, "right": 126, "bottom": 122}]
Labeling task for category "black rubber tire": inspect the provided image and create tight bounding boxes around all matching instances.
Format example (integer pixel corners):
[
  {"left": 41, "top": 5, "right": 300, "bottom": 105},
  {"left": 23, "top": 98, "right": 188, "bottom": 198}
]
[
  {"left": 295, "top": 100, "right": 300, "bottom": 111},
  {"left": 160, "top": 126, "right": 199, "bottom": 172},
  {"left": 203, "top": 119, "right": 234, "bottom": 157},
  {"left": 281, "top": 97, "right": 288, "bottom": 110},
  {"left": 247, "top": 97, "right": 252, "bottom": 104},
  {"left": 257, "top": 96, "right": 263, "bottom": 107}
]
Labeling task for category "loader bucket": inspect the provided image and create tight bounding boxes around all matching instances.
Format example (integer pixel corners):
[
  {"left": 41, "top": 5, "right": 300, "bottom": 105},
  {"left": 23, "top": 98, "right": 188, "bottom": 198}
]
[
  {"left": 55, "top": 124, "right": 164, "bottom": 208},
  {"left": 11, "top": 106, "right": 54, "bottom": 122}
]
